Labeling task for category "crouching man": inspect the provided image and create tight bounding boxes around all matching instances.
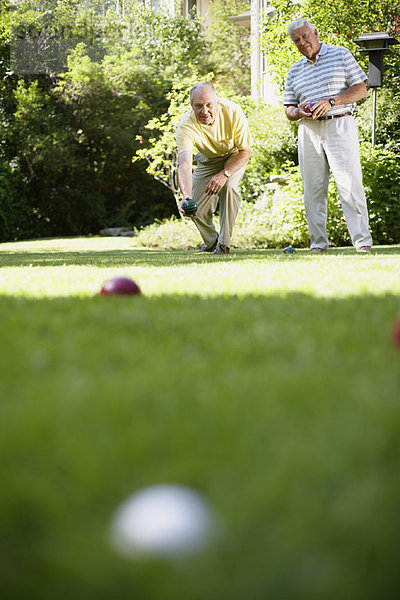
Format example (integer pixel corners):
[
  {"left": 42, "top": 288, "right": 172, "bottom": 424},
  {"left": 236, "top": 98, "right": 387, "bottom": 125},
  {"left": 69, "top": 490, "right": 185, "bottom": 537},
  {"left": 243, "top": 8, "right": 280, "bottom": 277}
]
[{"left": 176, "top": 83, "right": 252, "bottom": 254}]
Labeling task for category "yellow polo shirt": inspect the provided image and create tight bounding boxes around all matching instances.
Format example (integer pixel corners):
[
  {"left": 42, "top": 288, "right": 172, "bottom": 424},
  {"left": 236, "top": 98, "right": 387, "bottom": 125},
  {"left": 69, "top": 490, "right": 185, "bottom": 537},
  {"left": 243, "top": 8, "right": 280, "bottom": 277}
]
[{"left": 176, "top": 98, "right": 252, "bottom": 158}]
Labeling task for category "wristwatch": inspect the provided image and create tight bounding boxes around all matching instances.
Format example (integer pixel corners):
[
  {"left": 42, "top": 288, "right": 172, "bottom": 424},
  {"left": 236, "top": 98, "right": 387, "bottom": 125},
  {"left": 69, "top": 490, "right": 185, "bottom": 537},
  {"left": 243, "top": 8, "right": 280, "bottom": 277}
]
[
  {"left": 223, "top": 169, "right": 231, "bottom": 178},
  {"left": 329, "top": 97, "right": 336, "bottom": 107}
]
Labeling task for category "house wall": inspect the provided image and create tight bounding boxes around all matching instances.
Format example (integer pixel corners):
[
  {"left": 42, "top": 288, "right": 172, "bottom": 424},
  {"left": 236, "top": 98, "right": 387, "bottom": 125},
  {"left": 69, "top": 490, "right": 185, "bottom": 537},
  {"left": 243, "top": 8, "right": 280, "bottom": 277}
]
[{"left": 251, "top": 0, "right": 279, "bottom": 104}]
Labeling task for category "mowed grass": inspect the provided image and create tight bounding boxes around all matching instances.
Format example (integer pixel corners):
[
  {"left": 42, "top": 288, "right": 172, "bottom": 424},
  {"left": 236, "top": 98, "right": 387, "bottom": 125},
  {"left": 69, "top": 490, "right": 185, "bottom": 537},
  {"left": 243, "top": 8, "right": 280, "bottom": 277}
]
[{"left": 1, "top": 237, "right": 400, "bottom": 600}]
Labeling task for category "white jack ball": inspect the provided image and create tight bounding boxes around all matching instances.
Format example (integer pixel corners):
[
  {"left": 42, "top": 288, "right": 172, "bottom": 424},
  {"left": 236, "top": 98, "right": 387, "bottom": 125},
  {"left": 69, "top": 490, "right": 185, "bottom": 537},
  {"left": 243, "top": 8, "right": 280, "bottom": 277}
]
[{"left": 110, "top": 484, "right": 215, "bottom": 559}]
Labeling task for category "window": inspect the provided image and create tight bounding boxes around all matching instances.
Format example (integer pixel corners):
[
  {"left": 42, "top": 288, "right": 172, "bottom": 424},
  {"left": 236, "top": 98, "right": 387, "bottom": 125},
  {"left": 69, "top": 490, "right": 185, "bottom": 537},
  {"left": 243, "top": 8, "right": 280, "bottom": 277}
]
[
  {"left": 142, "top": 0, "right": 159, "bottom": 10},
  {"left": 182, "top": 0, "right": 197, "bottom": 18}
]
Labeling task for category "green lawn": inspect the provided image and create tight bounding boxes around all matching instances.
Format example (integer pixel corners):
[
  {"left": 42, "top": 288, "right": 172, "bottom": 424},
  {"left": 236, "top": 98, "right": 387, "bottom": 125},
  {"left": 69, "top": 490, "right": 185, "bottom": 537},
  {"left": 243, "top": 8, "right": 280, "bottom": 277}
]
[{"left": 1, "top": 237, "right": 400, "bottom": 600}]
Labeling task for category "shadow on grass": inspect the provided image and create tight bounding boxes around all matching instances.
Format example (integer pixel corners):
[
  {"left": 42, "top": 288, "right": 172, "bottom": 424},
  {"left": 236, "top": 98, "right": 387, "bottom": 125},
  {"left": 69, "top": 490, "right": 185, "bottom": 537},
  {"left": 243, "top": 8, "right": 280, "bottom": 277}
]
[{"left": 1, "top": 244, "right": 400, "bottom": 268}]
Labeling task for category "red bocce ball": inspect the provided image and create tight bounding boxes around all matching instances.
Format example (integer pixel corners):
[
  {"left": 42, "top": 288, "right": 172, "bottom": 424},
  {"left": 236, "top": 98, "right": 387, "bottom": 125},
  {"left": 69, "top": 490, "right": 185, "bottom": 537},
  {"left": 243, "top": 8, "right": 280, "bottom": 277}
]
[{"left": 101, "top": 277, "right": 141, "bottom": 296}]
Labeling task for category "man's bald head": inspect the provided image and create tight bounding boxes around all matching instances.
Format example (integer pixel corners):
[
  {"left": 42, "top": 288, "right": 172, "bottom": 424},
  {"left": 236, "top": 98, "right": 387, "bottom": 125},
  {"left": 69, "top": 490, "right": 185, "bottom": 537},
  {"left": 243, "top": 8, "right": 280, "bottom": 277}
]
[{"left": 189, "top": 83, "right": 218, "bottom": 103}]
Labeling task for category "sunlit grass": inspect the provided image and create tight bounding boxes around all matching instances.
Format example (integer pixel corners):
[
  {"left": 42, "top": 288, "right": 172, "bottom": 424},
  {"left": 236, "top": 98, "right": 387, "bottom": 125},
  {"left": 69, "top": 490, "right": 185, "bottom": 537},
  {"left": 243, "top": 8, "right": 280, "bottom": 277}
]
[{"left": 1, "top": 237, "right": 399, "bottom": 299}]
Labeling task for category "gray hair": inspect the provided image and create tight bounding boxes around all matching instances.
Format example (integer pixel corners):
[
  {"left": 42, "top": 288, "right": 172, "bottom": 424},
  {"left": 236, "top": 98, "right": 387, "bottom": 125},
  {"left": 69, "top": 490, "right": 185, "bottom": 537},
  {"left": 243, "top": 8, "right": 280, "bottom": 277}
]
[
  {"left": 189, "top": 82, "right": 218, "bottom": 103},
  {"left": 288, "top": 19, "right": 317, "bottom": 39}
]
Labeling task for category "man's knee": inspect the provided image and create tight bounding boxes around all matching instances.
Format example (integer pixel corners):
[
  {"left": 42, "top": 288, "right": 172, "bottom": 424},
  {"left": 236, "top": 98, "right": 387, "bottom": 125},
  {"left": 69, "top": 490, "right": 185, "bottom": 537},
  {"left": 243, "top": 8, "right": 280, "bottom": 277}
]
[
  {"left": 221, "top": 182, "right": 242, "bottom": 205},
  {"left": 224, "top": 179, "right": 236, "bottom": 193},
  {"left": 224, "top": 169, "right": 245, "bottom": 194},
  {"left": 195, "top": 194, "right": 217, "bottom": 220}
]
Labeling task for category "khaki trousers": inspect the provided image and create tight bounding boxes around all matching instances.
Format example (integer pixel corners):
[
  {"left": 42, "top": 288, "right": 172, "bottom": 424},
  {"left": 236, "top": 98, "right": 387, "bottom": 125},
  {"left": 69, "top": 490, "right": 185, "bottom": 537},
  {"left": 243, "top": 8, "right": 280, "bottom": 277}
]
[
  {"left": 298, "top": 115, "right": 372, "bottom": 250},
  {"left": 191, "top": 152, "right": 245, "bottom": 248}
]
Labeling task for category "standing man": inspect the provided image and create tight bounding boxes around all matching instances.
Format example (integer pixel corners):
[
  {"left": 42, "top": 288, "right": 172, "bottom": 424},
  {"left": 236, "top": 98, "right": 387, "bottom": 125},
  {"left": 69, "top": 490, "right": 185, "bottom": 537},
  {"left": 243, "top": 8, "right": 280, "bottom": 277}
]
[
  {"left": 284, "top": 19, "right": 373, "bottom": 253},
  {"left": 176, "top": 83, "right": 252, "bottom": 254}
]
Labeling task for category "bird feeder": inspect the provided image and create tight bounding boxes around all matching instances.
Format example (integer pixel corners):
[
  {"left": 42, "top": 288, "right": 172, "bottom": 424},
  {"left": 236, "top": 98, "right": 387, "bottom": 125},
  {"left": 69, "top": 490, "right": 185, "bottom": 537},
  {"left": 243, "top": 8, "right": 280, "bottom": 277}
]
[{"left": 353, "top": 32, "right": 399, "bottom": 144}]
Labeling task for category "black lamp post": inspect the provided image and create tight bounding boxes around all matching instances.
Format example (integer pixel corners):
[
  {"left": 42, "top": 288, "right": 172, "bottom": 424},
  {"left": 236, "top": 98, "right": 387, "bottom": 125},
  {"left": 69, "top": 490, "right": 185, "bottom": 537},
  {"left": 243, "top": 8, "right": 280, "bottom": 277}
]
[{"left": 353, "top": 32, "right": 399, "bottom": 145}]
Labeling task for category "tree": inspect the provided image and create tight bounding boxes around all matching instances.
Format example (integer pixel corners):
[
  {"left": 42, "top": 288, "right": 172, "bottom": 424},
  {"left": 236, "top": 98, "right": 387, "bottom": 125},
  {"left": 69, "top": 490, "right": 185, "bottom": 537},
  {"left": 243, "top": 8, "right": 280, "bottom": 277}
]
[{"left": 0, "top": 0, "right": 213, "bottom": 240}]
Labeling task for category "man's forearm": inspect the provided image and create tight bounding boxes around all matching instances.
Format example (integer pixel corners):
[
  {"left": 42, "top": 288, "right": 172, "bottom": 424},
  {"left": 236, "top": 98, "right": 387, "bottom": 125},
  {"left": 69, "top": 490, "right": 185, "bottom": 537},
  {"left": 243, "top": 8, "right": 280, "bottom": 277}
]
[
  {"left": 285, "top": 105, "right": 301, "bottom": 121},
  {"left": 178, "top": 167, "right": 192, "bottom": 198},
  {"left": 224, "top": 148, "right": 252, "bottom": 174},
  {"left": 331, "top": 82, "right": 367, "bottom": 106},
  {"left": 177, "top": 152, "right": 193, "bottom": 198},
  {"left": 286, "top": 81, "right": 367, "bottom": 122}
]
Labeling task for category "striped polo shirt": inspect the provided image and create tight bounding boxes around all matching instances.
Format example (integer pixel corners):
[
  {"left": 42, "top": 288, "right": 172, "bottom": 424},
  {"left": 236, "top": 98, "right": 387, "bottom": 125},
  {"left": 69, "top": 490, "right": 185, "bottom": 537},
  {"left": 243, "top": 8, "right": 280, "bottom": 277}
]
[{"left": 283, "top": 42, "right": 367, "bottom": 116}]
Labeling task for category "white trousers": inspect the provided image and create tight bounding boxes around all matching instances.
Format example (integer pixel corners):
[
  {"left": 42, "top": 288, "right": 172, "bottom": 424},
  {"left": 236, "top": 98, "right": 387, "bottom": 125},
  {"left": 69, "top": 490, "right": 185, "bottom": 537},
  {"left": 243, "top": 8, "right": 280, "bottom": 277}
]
[
  {"left": 191, "top": 153, "right": 245, "bottom": 248},
  {"left": 298, "top": 116, "right": 372, "bottom": 249}
]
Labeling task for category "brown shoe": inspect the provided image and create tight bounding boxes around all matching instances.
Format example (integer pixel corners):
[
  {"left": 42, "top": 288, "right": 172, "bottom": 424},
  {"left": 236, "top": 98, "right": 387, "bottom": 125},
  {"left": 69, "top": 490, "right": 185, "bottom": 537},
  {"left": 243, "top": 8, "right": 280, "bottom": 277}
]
[
  {"left": 199, "top": 238, "right": 218, "bottom": 253},
  {"left": 212, "top": 242, "right": 230, "bottom": 255},
  {"left": 356, "top": 246, "right": 371, "bottom": 254},
  {"left": 309, "top": 247, "right": 327, "bottom": 254}
]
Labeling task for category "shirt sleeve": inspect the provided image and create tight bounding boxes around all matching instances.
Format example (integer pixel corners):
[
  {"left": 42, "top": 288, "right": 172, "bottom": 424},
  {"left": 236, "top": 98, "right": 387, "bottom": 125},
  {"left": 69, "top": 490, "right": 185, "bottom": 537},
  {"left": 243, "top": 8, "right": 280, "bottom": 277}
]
[
  {"left": 176, "top": 125, "right": 194, "bottom": 154},
  {"left": 283, "top": 71, "right": 298, "bottom": 106},
  {"left": 233, "top": 107, "right": 253, "bottom": 149},
  {"left": 343, "top": 48, "right": 367, "bottom": 87}
]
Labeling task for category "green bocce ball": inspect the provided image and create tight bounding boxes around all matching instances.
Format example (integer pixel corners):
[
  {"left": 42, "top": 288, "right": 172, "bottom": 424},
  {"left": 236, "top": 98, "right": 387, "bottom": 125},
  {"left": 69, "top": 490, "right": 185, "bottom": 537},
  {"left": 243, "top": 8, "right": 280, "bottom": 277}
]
[{"left": 182, "top": 199, "right": 198, "bottom": 216}]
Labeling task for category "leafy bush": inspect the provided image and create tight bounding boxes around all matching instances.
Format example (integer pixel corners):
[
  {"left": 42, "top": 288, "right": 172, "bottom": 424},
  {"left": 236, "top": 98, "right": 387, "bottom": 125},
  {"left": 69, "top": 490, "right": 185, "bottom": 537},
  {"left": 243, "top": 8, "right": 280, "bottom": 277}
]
[
  {"left": 1, "top": 53, "right": 175, "bottom": 240},
  {"left": 133, "top": 216, "right": 201, "bottom": 250},
  {"left": 356, "top": 88, "right": 400, "bottom": 148},
  {"left": 234, "top": 181, "right": 309, "bottom": 248},
  {"left": 0, "top": 163, "right": 34, "bottom": 241},
  {"left": 360, "top": 142, "right": 400, "bottom": 244},
  {"left": 239, "top": 102, "right": 298, "bottom": 201}
]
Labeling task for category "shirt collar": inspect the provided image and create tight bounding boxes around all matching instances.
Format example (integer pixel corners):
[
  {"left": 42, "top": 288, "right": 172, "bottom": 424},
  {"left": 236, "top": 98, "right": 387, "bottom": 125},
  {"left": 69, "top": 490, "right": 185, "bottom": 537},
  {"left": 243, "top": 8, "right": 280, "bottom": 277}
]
[{"left": 304, "top": 42, "right": 327, "bottom": 64}]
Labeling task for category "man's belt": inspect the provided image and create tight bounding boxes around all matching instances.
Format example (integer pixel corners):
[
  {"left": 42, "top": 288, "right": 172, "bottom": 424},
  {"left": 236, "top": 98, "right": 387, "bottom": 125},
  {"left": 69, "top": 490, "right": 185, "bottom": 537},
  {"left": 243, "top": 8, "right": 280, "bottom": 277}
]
[{"left": 317, "top": 111, "right": 353, "bottom": 120}]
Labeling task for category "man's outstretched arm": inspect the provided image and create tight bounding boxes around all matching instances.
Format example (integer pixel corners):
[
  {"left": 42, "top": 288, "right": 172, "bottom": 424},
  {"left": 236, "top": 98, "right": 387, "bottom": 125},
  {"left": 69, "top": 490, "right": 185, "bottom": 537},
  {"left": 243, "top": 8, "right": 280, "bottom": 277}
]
[{"left": 177, "top": 151, "right": 193, "bottom": 200}]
